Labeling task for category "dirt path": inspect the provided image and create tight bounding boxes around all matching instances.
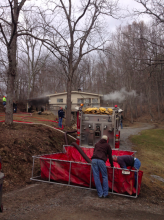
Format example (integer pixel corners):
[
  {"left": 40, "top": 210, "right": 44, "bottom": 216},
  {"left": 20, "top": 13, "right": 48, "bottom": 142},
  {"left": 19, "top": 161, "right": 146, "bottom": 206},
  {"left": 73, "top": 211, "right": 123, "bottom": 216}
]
[{"left": 1, "top": 123, "right": 164, "bottom": 220}]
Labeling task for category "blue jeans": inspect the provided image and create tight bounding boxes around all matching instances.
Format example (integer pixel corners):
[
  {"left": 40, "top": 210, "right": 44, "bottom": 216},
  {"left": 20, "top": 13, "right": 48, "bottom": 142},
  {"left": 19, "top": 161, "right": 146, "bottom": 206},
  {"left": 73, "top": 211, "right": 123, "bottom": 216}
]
[
  {"left": 13, "top": 106, "right": 17, "bottom": 113},
  {"left": 59, "top": 117, "right": 63, "bottom": 127},
  {"left": 134, "top": 158, "right": 141, "bottom": 188},
  {"left": 120, "top": 121, "right": 123, "bottom": 129},
  {"left": 92, "top": 159, "right": 108, "bottom": 197}
]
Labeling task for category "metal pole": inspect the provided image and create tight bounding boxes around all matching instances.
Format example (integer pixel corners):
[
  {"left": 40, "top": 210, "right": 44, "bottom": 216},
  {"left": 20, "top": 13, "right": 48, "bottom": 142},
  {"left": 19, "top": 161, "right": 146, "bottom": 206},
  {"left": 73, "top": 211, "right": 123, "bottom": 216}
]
[
  {"left": 89, "top": 164, "right": 92, "bottom": 188},
  {"left": 136, "top": 170, "right": 138, "bottom": 198},
  {"left": 112, "top": 167, "right": 115, "bottom": 193},
  {"left": 68, "top": 162, "right": 72, "bottom": 185},
  {"left": 32, "top": 157, "right": 35, "bottom": 178},
  {"left": 113, "top": 113, "right": 116, "bottom": 148},
  {"left": 49, "top": 159, "right": 52, "bottom": 182}
]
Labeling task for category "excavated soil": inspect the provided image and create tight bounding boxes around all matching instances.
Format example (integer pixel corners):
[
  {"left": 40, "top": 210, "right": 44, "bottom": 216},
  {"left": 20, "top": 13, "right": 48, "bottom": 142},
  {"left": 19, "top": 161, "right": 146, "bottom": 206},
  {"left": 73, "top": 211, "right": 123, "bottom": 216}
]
[{"left": 0, "top": 123, "right": 75, "bottom": 192}]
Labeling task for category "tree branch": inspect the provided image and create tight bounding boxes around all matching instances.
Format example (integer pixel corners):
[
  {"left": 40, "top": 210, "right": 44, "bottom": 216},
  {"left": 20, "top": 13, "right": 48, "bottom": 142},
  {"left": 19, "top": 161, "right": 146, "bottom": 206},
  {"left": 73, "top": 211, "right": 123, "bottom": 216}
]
[
  {"left": 0, "top": 23, "right": 9, "bottom": 45},
  {"left": 18, "top": 0, "right": 26, "bottom": 13},
  {"left": 73, "top": 0, "right": 91, "bottom": 33}
]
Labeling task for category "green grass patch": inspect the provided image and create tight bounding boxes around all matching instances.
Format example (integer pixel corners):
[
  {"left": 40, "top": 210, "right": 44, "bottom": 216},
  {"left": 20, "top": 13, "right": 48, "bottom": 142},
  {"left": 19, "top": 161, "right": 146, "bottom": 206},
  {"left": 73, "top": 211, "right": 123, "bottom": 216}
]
[{"left": 130, "top": 129, "right": 164, "bottom": 197}]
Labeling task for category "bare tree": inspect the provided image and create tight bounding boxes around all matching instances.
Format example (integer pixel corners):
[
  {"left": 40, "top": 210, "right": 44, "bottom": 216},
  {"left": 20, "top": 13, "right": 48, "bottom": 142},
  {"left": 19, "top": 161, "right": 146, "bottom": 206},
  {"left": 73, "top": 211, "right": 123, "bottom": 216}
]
[
  {"left": 135, "top": 0, "right": 164, "bottom": 25},
  {"left": 19, "top": 36, "right": 49, "bottom": 100},
  {"left": 0, "top": 0, "right": 27, "bottom": 124},
  {"left": 26, "top": 0, "right": 120, "bottom": 126}
]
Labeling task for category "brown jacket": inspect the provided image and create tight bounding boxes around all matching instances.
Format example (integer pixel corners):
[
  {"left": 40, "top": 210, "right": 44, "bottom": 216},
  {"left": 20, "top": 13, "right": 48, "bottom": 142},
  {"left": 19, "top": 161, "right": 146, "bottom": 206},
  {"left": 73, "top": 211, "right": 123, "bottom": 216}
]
[{"left": 92, "top": 139, "right": 113, "bottom": 167}]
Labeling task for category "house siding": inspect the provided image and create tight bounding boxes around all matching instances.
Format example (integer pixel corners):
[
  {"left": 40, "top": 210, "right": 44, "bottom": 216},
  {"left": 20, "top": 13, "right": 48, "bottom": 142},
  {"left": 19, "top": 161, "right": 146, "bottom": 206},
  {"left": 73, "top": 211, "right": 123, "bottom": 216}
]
[{"left": 48, "top": 91, "right": 101, "bottom": 116}]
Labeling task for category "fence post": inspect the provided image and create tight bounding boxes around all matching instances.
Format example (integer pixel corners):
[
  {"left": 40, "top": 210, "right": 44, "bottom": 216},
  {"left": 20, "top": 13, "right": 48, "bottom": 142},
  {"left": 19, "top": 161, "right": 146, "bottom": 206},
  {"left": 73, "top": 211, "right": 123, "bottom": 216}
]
[
  {"left": 49, "top": 159, "right": 52, "bottom": 182},
  {"left": 68, "top": 162, "right": 72, "bottom": 185}
]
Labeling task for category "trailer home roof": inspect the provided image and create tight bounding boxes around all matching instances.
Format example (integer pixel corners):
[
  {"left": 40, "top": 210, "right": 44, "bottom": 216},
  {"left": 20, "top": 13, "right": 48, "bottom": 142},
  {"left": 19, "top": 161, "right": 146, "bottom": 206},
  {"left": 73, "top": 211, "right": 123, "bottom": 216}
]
[{"left": 46, "top": 91, "right": 103, "bottom": 97}]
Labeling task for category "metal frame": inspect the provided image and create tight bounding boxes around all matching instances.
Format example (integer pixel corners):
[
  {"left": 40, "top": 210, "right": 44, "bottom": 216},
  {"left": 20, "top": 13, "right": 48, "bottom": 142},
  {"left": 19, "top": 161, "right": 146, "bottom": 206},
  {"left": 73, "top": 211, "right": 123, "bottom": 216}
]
[{"left": 31, "top": 146, "right": 139, "bottom": 198}]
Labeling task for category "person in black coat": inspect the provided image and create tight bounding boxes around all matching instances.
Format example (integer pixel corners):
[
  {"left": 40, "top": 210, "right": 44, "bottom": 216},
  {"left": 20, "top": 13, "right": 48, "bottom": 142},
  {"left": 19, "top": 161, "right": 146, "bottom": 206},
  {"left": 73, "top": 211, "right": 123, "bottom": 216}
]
[
  {"left": 120, "top": 114, "right": 123, "bottom": 129},
  {"left": 13, "top": 101, "right": 17, "bottom": 113},
  {"left": 113, "top": 155, "right": 141, "bottom": 188},
  {"left": 58, "top": 107, "right": 64, "bottom": 128}
]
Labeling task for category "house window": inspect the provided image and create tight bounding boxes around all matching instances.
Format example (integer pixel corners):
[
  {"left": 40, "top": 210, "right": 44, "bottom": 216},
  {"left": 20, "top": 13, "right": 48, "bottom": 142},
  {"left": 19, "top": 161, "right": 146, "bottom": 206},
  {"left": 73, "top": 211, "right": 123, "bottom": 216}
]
[
  {"left": 84, "top": 98, "right": 91, "bottom": 104},
  {"left": 77, "top": 98, "right": 83, "bottom": 104},
  {"left": 57, "top": 99, "right": 63, "bottom": 103},
  {"left": 92, "top": 98, "right": 98, "bottom": 107},
  {"left": 77, "top": 98, "right": 91, "bottom": 104},
  {"left": 92, "top": 98, "right": 98, "bottom": 103}
]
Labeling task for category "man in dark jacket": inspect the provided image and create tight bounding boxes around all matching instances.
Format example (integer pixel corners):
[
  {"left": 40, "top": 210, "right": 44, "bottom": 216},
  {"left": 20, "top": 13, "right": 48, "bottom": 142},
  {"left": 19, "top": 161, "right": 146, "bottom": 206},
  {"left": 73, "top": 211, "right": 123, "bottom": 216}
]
[
  {"left": 58, "top": 107, "right": 64, "bottom": 128},
  {"left": 120, "top": 114, "right": 123, "bottom": 129},
  {"left": 92, "top": 135, "right": 113, "bottom": 198},
  {"left": 13, "top": 101, "right": 17, "bottom": 113},
  {"left": 113, "top": 155, "right": 141, "bottom": 187}
]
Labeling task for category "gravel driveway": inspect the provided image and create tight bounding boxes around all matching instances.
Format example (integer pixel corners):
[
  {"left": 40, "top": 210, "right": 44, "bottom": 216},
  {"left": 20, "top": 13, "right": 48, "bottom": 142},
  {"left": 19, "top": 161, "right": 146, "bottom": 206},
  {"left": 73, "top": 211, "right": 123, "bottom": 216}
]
[{"left": 120, "top": 123, "right": 154, "bottom": 150}]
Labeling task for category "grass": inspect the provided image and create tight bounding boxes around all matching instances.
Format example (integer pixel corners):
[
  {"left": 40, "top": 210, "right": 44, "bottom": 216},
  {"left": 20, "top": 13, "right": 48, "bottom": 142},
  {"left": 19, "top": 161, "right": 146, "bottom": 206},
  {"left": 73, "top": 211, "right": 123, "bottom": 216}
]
[
  {"left": 0, "top": 112, "right": 61, "bottom": 128},
  {"left": 130, "top": 129, "right": 164, "bottom": 198}
]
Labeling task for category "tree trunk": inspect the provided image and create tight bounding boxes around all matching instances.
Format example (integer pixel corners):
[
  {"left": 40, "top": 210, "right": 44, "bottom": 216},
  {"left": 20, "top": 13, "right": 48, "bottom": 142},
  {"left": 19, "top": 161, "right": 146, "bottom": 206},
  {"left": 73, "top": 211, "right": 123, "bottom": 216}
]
[
  {"left": 147, "top": 82, "right": 154, "bottom": 119},
  {"left": 14, "top": 75, "right": 19, "bottom": 101},
  {"left": 5, "top": 41, "right": 17, "bottom": 124},
  {"left": 5, "top": 0, "right": 18, "bottom": 124},
  {"left": 156, "top": 73, "right": 160, "bottom": 120},
  {"left": 5, "top": 68, "right": 15, "bottom": 124},
  {"left": 129, "top": 97, "right": 133, "bottom": 124},
  {"left": 66, "top": 79, "right": 72, "bottom": 127}
]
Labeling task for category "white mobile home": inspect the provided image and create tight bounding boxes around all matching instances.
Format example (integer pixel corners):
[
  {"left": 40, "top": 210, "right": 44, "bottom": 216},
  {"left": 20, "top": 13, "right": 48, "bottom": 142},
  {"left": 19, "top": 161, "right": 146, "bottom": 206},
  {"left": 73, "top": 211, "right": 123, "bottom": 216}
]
[{"left": 47, "top": 91, "right": 102, "bottom": 115}]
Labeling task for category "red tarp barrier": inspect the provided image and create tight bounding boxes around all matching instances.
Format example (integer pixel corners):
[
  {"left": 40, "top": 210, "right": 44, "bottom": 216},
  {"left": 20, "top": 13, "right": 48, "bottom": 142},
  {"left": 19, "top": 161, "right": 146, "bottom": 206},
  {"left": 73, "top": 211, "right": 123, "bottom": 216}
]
[{"left": 40, "top": 146, "right": 143, "bottom": 195}]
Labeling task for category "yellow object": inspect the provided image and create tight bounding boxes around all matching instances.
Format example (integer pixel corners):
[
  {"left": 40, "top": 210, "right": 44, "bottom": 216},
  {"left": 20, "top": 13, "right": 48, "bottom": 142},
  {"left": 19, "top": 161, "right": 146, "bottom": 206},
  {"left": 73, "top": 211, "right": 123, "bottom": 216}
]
[
  {"left": 83, "top": 107, "right": 97, "bottom": 114},
  {"left": 83, "top": 107, "right": 113, "bottom": 115},
  {"left": 99, "top": 107, "right": 106, "bottom": 112},
  {"left": 106, "top": 108, "right": 113, "bottom": 115}
]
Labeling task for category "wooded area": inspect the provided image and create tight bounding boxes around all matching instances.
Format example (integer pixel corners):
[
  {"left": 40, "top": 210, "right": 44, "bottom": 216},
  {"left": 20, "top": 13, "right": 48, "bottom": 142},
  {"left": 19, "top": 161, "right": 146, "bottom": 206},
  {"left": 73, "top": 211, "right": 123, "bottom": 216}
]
[{"left": 0, "top": 0, "right": 164, "bottom": 125}]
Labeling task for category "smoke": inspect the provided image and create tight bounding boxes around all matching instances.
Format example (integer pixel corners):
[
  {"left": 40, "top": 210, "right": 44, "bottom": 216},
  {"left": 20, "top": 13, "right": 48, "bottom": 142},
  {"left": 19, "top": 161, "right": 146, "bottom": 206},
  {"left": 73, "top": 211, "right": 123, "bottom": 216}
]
[
  {"left": 32, "top": 92, "right": 52, "bottom": 99},
  {"left": 103, "top": 88, "right": 137, "bottom": 102}
]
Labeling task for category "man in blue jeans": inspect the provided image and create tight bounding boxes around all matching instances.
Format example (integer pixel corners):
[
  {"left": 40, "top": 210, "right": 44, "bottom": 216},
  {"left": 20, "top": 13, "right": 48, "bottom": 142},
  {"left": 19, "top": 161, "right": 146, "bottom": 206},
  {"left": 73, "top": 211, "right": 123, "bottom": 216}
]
[
  {"left": 120, "top": 114, "right": 123, "bottom": 129},
  {"left": 58, "top": 107, "right": 64, "bottom": 128},
  {"left": 112, "top": 155, "right": 141, "bottom": 188},
  {"left": 92, "top": 135, "right": 113, "bottom": 198}
]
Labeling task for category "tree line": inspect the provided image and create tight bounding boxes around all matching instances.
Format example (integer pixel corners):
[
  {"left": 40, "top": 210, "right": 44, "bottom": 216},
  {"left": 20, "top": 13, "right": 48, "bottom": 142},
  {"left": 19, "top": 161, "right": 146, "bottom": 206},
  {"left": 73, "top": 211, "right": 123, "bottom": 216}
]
[{"left": 0, "top": 0, "right": 164, "bottom": 125}]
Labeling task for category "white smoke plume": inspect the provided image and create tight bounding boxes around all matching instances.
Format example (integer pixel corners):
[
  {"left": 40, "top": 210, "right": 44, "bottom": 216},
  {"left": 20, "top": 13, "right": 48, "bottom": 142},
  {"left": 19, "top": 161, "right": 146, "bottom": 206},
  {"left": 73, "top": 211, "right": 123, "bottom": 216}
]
[{"left": 103, "top": 88, "right": 137, "bottom": 102}]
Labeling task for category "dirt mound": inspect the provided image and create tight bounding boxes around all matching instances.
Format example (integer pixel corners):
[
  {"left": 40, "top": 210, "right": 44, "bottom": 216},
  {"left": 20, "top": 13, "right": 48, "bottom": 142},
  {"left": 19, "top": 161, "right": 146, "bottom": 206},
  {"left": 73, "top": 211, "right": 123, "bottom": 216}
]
[{"left": 0, "top": 123, "right": 75, "bottom": 192}]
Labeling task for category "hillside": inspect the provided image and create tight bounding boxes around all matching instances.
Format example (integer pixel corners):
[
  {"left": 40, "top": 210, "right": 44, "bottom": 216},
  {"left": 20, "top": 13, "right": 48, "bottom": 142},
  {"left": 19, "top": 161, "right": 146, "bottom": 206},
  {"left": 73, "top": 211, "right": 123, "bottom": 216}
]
[{"left": 0, "top": 122, "right": 75, "bottom": 192}]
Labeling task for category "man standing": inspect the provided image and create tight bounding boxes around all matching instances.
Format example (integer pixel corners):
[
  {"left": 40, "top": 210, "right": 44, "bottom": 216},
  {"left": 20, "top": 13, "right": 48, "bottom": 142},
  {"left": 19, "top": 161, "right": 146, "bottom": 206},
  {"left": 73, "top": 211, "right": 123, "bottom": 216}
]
[
  {"left": 120, "top": 113, "right": 123, "bottom": 129},
  {"left": 92, "top": 135, "right": 113, "bottom": 198},
  {"left": 2, "top": 96, "right": 6, "bottom": 107},
  {"left": 113, "top": 104, "right": 118, "bottom": 113},
  {"left": 58, "top": 107, "right": 64, "bottom": 128},
  {"left": 13, "top": 101, "right": 17, "bottom": 113},
  {"left": 112, "top": 155, "right": 141, "bottom": 187}
]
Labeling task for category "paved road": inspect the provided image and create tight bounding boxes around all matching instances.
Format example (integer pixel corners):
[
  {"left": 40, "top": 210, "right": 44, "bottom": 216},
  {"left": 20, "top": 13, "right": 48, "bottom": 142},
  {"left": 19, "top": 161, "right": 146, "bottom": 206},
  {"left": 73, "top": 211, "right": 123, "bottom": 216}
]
[{"left": 119, "top": 123, "right": 154, "bottom": 150}]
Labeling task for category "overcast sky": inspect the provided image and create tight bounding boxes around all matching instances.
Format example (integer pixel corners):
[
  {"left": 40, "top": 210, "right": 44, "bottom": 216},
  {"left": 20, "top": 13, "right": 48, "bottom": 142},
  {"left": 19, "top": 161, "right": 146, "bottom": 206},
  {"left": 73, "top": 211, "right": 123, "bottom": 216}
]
[
  {"left": 107, "top": 0, "right": 151, "bottom": 32},
  {"left": 24, "top": 0, "right": 151, "bottom": 33}
]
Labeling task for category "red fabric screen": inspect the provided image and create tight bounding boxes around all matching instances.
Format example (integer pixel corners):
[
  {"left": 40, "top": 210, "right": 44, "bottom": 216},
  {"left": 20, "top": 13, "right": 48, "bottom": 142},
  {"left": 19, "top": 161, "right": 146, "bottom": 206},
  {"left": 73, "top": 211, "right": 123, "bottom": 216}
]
[{"left": 40, "top": 146, "right": 143, "bottom": 195}]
